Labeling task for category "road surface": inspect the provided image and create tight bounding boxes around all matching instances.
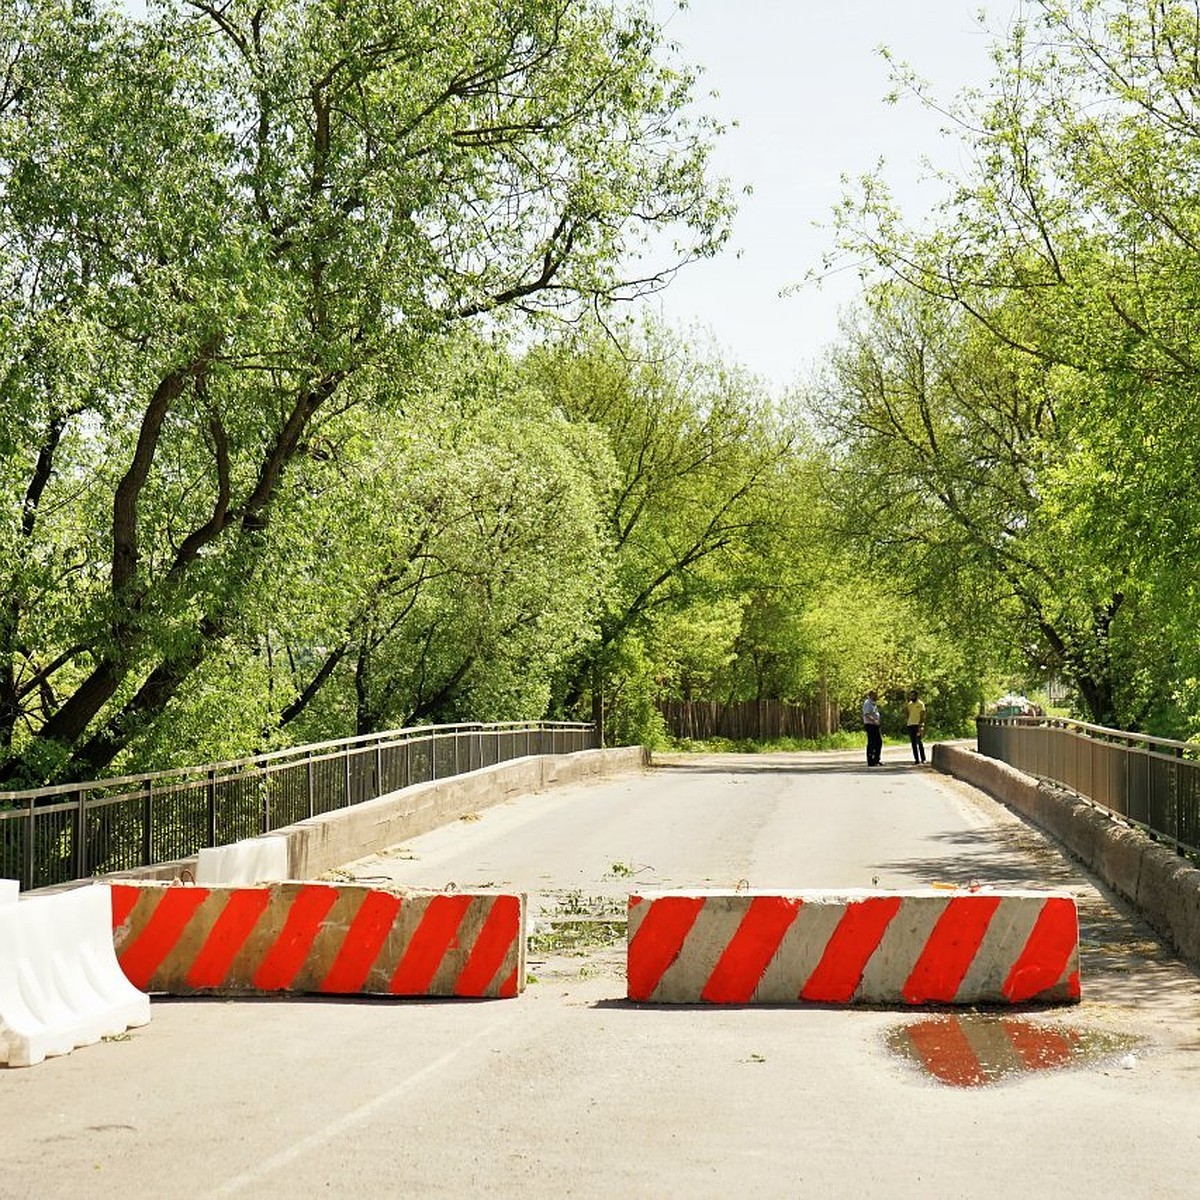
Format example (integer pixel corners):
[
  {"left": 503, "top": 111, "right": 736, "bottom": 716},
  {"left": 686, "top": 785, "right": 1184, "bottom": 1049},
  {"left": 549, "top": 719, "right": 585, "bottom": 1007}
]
[{"left": 4, "top": 750, "right": 1200, "bottom": 1199}]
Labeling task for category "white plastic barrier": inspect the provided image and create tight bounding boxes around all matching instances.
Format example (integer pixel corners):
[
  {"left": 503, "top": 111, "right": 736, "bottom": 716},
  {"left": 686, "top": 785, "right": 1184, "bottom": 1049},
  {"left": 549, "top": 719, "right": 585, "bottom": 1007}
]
[
  {"left": 195, "top": 836, "right": 289, "bottom": 886},
  {"left": 0, "top": 880, "right": 16, "bottom": 906},
  {"left": 0, "top": 884, "right": 151, "bottom": 1067}
]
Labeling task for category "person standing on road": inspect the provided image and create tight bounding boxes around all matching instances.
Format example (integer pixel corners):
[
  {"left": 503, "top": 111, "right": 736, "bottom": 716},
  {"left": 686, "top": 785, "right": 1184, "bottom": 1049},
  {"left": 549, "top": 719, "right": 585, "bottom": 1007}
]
[
  {"left": 862, "top": 690, "right": 883, "bottom": 766},
  {"left": 905, "top": 689, "right": 926, "bottom": 764}
]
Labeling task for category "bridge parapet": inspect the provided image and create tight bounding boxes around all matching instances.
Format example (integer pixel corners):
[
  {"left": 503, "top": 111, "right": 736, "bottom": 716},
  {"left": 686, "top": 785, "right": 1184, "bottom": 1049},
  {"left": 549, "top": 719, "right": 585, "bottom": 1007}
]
[{"left": 935, "top": 741, "right": 1200, "bottom": 975}]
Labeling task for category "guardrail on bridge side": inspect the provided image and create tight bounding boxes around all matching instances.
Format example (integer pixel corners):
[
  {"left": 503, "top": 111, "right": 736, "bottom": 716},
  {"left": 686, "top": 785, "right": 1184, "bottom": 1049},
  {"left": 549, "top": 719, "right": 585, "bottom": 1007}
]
[
  {"left": 0, "top": 721, "right": 597, "bottom": 893},
  {"left": 976, "top": 715, "right": 1200, "bottom": 856}
]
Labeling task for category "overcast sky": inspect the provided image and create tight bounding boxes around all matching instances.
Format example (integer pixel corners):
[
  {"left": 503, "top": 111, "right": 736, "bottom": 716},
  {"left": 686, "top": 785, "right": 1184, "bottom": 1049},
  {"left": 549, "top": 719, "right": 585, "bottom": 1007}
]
[{"left": 640, "top": 0, "right": 1015, "bottom": 389}]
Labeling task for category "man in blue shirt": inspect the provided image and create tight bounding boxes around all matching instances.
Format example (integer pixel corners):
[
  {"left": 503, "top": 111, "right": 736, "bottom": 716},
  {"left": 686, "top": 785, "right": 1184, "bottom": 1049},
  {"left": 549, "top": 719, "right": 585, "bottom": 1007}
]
[{"left": 862, "top": 690, "right": 882, "bottom": 766}]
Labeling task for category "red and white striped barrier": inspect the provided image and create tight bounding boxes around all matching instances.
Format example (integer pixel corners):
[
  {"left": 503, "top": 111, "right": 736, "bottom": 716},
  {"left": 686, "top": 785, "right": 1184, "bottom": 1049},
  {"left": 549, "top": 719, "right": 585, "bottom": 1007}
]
[
  {"left": 627, "top": 889, "right": 1080, "bottom": 1006},
  {"left": 111, "top": 881, "right": 525, "bottom": 999}
]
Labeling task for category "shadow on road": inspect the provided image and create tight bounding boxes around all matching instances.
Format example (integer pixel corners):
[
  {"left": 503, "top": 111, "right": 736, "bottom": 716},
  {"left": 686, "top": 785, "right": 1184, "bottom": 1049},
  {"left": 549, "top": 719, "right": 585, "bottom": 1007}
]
[
  {"left": 652, "top": 759, "right": 941, "bottom": 776},
  {"left": 874, "top": 817, "right": 1200, "bottom": 1014}
]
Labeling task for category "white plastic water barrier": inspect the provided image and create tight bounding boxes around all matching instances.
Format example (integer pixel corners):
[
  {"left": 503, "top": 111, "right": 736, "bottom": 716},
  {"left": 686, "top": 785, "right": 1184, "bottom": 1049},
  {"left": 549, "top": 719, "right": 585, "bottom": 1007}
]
[
  {"left": 195, "top": 836, "right": 289, "bottom": 886},
  {"left": 0, "top": 884, "right": 151, "bottom": 1067}
]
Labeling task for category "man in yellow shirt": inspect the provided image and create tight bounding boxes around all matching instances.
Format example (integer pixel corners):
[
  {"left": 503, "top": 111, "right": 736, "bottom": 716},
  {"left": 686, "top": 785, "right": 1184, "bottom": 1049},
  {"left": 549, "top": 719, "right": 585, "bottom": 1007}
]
[{"left": 905, "top": 689, "right": 926, "bottom": 764}]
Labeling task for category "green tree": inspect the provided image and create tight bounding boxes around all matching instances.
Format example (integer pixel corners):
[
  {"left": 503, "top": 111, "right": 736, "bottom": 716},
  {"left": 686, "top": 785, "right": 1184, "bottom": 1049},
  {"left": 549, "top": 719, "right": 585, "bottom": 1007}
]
[
  {"left": 827, "top": 0, "right": 1200, "bottom": 731},
  {"left": 0, "top": 0, "right": 731, "bottom": 782},
  {"left": 271, "top": 341, "right": 614, "bottom": 742},
  {"left": 103, "top": 336, "right": 615, "bottom": 767},
  {"left": 525, "top": 322, "right": 802, "bottom": 743},
  {"left": 816, "top": 282, "right": 1137, "bottom": 724}
]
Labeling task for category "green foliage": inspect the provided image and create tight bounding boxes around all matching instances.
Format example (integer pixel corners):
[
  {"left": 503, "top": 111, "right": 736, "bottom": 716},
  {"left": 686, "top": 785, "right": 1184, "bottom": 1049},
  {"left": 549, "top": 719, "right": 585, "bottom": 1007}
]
[
  {"left": 597, "top": 634, "right": 671, "bottom": 750},
  {"left": 523, "top": 321, "right": 809, "bottom": 742},
  {"left": 0, "top": 0, "right": 731, "bottom": 781},
  {"left": 668, "top": 731, "right": 864, "bottom": 754},
  {"left": 822, "top": 0, "right": 1200, "bottom": 735},
  {"left": 8, "top": 0, "right": 1120, "bottom": 779}
]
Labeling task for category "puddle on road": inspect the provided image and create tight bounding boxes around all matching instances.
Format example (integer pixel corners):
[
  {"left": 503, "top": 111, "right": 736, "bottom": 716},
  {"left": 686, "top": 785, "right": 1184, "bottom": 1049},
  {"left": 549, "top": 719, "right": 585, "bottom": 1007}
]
[{"left": 885, "top": 1014, "right": 1142, "bottom": 1087}]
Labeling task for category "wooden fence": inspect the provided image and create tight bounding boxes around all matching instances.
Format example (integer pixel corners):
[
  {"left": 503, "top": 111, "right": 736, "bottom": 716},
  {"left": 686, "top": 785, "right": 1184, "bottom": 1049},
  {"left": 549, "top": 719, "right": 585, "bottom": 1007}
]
[{"left": 657, "top": 699, "right": 841, "bottom": 742}]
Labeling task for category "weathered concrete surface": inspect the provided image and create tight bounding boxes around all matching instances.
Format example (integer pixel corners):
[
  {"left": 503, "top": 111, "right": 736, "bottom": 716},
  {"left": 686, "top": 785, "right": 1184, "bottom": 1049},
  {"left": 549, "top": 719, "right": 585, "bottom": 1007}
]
[
  {"left": 104, "top": 746, "right": 648, "bottom": 886},
  {"left": 934, "top": 742, "right": 1200, "bottom": 973},
  {"left": 9, "top": 754, "right": 1200, "bottom": 1199}
]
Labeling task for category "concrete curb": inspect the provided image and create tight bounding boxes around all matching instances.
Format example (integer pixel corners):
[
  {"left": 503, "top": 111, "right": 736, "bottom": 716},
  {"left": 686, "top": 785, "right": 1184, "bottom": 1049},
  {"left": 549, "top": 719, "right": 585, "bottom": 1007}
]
[
  {"left": 933, "top": 743, "right": 1200, "bottom": 972},
  {"left": 105, "top": 746, "right": 649, "bottom": 885}
]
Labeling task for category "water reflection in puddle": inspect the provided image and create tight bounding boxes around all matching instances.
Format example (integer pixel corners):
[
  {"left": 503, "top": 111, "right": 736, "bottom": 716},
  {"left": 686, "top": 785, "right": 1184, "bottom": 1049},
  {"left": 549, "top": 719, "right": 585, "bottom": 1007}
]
[{"left": 886, "top": 1015, "right": 1142, "bottom": 1087}]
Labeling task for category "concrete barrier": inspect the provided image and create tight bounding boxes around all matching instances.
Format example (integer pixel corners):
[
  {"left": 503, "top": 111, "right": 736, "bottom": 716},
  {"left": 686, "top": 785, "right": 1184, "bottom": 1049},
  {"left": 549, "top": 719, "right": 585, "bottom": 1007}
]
[
  {"left": 0, "top": 879, "right": 16, "bottom": 906},
  {"left": 0, "top": 884, "right": 151, "bottom": 1067},
  {"left": 626, "top": 888, "right": 1080, "bottom": 1006},
  {"left": 282, "top": 746, "right": 647, "bottom": 881},
  {"left": 195, "top": 836, "right": 289, "bottom": 886},
  {"left": 934, "top": 743, "right": 1200, "bottom": 973},
  {"left": 111, "top": 880, "right": 525, "bottom": 999}
]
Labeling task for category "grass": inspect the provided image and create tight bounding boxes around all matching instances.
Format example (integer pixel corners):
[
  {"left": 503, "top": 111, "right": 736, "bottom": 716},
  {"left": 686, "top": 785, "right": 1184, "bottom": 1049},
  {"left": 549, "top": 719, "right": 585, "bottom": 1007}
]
[
  {"left": 667, "top": 732, "right": 861, "bottom": 754},
  {"left": 527, "top": 888, "right": 626, "bottom": 957},
  {"left": 665, "top": 729, "right": 966, "bottom": 754}
]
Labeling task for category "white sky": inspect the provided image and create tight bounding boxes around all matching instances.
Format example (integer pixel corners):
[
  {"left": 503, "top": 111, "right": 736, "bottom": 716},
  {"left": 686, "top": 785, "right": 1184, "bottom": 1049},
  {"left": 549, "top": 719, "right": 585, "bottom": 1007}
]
[{"left": 641, "top": 0, "right": 1015, "bottom": 389}]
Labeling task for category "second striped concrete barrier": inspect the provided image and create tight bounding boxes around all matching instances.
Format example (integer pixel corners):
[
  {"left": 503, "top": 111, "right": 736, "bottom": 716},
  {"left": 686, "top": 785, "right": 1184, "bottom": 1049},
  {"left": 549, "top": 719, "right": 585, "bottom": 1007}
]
[
  {"left": 627, "top": 888, "right": 1080, "bottom": 1006},
  {"left": 112, "top": 881, "right": 525, "bottom": 999}
]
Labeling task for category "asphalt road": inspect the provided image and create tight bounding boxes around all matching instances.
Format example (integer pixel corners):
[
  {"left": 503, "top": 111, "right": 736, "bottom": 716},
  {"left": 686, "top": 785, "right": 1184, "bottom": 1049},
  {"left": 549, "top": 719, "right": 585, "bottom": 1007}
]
[{"left": 4, "top": 749, "right": 1200, "bottom": 1199}]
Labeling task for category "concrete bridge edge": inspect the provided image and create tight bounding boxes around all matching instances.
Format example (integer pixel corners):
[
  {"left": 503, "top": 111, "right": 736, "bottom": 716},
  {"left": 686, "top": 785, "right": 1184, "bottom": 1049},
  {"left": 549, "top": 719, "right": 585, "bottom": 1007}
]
[
  {"left": 933, "top": 742, "right": 1200, "bottom": 976},
  {"left": 104, "top": 746, "right": 650, "bottom": 888}
]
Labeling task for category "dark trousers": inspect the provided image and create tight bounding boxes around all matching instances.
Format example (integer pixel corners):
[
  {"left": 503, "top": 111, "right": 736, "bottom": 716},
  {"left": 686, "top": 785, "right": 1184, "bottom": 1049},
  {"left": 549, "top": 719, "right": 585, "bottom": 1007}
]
[
  {"left": 907, "top": 725, "right": 925, "bottom": 763},
  {"left": 865, "top": 724, "right": 882, "bottom": 765}
]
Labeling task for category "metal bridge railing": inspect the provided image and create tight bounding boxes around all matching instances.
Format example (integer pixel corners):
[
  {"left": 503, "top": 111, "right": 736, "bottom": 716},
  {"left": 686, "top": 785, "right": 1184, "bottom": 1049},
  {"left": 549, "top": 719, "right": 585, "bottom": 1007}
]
[
  {"left": 976, "top": 715, "right": 1200, "bottom": 856},
  {"left": 0, "top": 721, "right": 597, "bottom": 892}
]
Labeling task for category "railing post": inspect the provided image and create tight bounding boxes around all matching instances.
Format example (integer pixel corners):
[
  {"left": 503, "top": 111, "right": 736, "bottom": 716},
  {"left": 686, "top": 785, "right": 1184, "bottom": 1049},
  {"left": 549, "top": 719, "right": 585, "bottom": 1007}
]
[
  {"left": 376, "top": 739, "right": 384, "bottom": 800},
  {"left": 207, "top": 769, "right": 218, "bottom": 847},
  {"left": 1122, "top": 739, "right": 1130, "bottom": 823},
  {"left": 73, "top": 788, "right": 88, "bottom": 880},
  {"left": 431, "top": 731, "right": 438, "bottom": 781},
  {"left": 307, "top": 751, "right": 315, "bottom": 818},
  {"left": 344, "top": 750, "right": 352, "bottom": 808},
  {"left": 22, "top": 797, "right": 35, "bottom": 892},
  {"left": 142, "top": 780, "right": 154, "bottom": 868},
  {"left": 1175, "top": 745, "right": 1184, "bottom": 853}
]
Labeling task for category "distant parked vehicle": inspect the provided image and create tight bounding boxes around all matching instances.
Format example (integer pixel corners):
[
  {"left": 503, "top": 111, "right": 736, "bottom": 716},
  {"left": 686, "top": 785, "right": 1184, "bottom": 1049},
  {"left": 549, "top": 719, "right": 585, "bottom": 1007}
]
[{"left": 989, "top": 693, "right": 1041, "bottom": 718}]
